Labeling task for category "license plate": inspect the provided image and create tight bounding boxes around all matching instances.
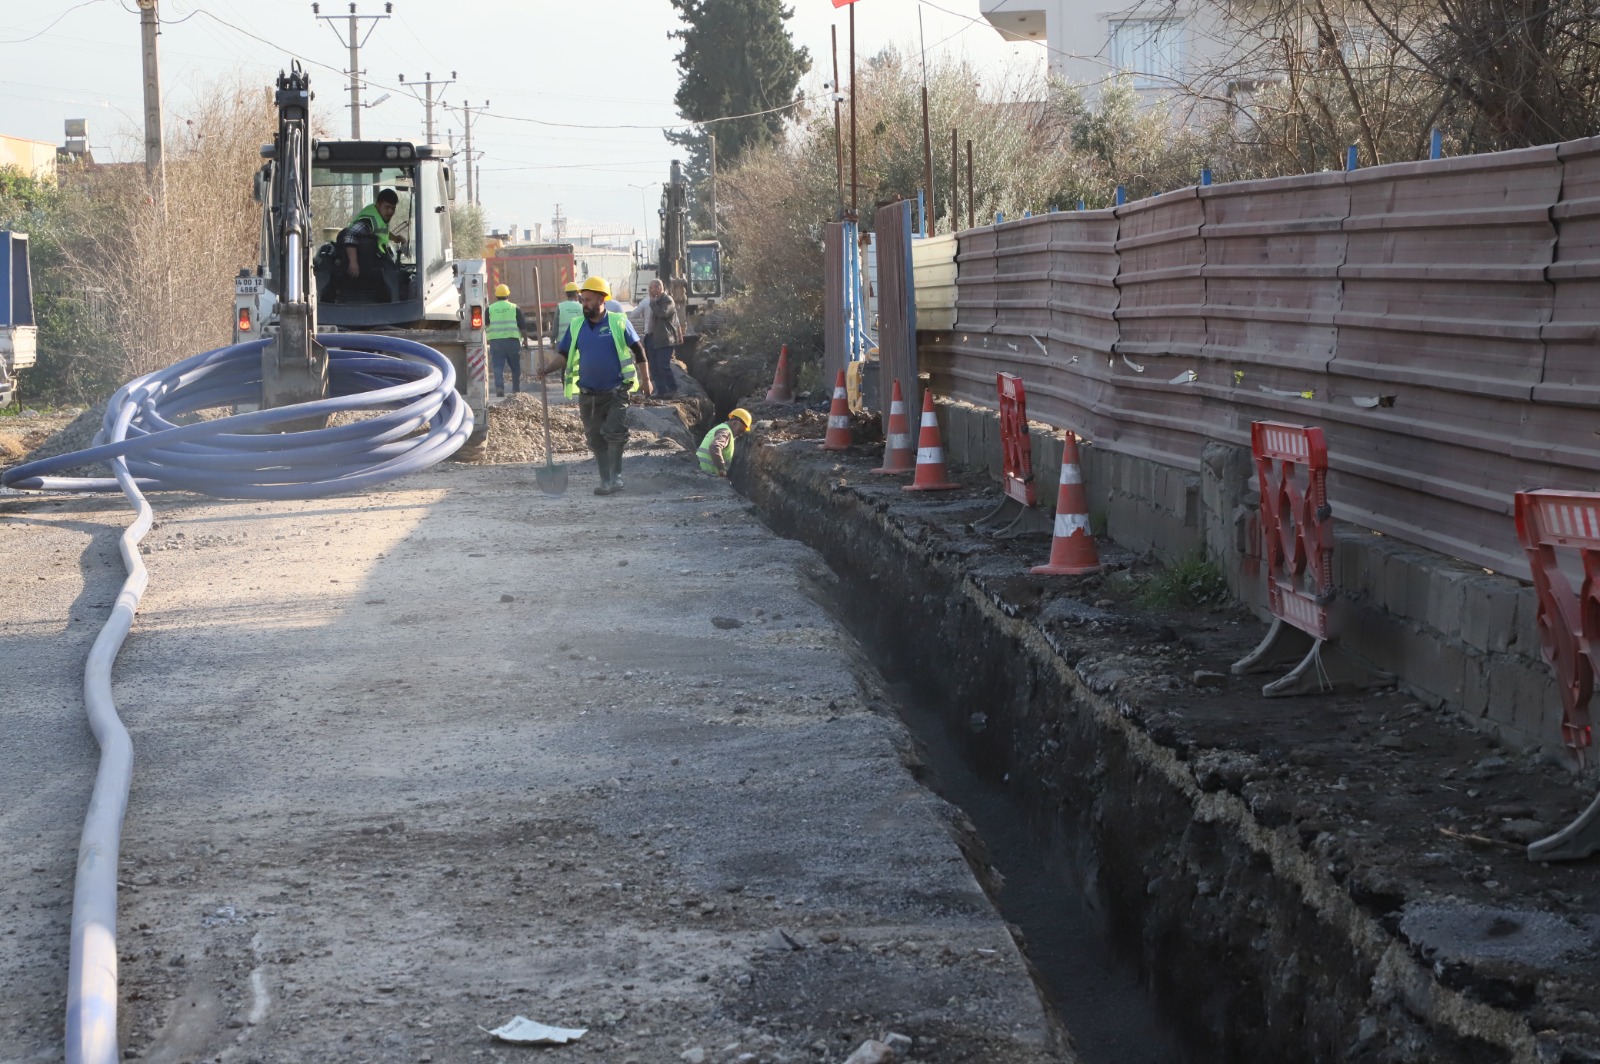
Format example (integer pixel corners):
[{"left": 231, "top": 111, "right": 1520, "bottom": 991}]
[{"left": 235, "top": 277, "right": 265, "bottom": 296}]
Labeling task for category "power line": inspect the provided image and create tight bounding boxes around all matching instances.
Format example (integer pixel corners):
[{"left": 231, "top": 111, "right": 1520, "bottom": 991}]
[{"left": 0, "top": 0, "right": 112, "bottom": 44}]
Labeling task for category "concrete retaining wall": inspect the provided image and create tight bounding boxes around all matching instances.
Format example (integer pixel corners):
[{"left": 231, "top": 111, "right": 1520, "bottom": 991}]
[{"left": 934, "top": 398, "right": 1566, "bottom": 764}]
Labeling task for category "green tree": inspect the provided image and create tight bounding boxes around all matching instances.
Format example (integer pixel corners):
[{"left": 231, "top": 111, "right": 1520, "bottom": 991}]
[
  {"left": 0, "top": 167, "right": 113, "bottom": 402},
  {"left": 666, "top": 0, "right": 812, "bottom": 212}
]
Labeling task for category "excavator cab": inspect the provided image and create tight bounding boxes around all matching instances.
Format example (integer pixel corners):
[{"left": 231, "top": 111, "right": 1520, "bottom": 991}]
[
  {"left": 238, "top": 66, "right": 490, "bottom": 454},
  {"left": 251, "top": 140, "right": 460, "bottom": 331}
]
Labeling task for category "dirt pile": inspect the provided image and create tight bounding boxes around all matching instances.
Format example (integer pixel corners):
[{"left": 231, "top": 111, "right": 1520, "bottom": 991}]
[
  {"left": 5, "top": 405, "right": 103, "bottom": 479},
  {"left": 477, "top": 393, "right": 593, "bottom": 463}
]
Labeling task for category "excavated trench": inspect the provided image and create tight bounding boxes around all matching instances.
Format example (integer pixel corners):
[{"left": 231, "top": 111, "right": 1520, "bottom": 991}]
[{"left": 722, "top": 436, "right": 1541, "bottom": 1064}]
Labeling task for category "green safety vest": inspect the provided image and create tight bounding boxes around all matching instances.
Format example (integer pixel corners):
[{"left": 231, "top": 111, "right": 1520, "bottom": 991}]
[
  {"left": 352, "top": 202, "right": 393, "bottom": 255},
  {"left": 697, "top": 421, "right": 736, "bottom": 475},
  {"left": 556, "top": 300, "right": 582, "bottom": 340},
  {"left": 561, "top": 312, "right": 638, "bottom": 399},
  {"left": 486, "top": 298, "right": 521, "bottom": 341}
]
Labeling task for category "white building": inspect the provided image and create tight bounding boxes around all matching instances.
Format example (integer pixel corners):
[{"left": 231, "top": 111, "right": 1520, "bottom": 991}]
[{"left": 980, "top": 0, "right": 1249, "bottom": 111}]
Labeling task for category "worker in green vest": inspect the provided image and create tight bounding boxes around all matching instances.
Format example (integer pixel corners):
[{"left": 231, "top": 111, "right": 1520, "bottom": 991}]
[
  {"left": 697, "top": 408, "right": 752, "bottom": 477},
  {"left": 555, "top": 281, "right": 583, "bottom": 345},
  {"left": 542, "top": 276, "right": 651, "bottom": 495},
  {"left": 336, "top": 188, "right": 408, "bottom": 301},
  {"left": 486, "top": 283, "right": 530, "bottom": 397}
]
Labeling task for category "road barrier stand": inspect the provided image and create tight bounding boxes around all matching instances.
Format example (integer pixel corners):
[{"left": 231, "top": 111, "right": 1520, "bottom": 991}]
[
  {"left": 1029, "top": 433, "right": 1102, "bottom": 575},
  {"left": 870, "top": 378, "right": 916, "bottom": 474},
  {"left": 1515, "top": 489, "right": 1600, "bottom": 862},
  {"left": 975, "top": 373, "right": 1052, "bottom": 537},
  {"left": 765, "top": 343, "right": 794, "bottom": 402},
  {"left": 902, "top": 390, "right": 961, "bottom": 492},
  {"left": 821, "top": 369, "right": 852, "bottom": 450},
  {"left": 1231, "top": 421, "right": 1393, "bottom": 696}
]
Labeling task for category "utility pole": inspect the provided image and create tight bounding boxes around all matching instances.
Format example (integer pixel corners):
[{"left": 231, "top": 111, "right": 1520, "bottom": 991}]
[
  {"left": 313, "top": 1, "right": 391, "bottom": 138},
  {"left": 849, "top": 2, "right": 857, "bottom": 220},
  {"left": 552, "top": 204, "right": 567, "bottom": 242},
  {"left": 707, "top": 133, "right": 718, "bottom": 236},
  {"left": 950, "top": 128, "right": 959, "bottom": 233},
  {"left": 831, "top": 25, "right": 843, "bottom": 220},
  {"left": 135, "top": 0, "right": 164, "bottom": 201},
  {"left": 457, "top": 100, "right": 488, "bottom": 204},
  {"left": 398, "top": 70, "right": 455, "bottom": 143},
  {"left": 966, "top": 139, "right": 975, "bottom": 231},
  {"left": 921, "top": 86, "right": 935, "bottom": 236}
]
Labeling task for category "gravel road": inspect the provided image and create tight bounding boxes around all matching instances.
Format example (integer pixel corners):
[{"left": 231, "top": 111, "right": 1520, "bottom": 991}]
[{"left": 0, "top": 439, "right": 1068, "bottom": 1063}]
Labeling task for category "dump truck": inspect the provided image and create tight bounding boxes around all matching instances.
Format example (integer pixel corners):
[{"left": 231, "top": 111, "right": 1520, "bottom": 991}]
[
  {"left": 487, "top": 242, "right": 574, "bottom": 337},
  {"left": 0, "top": 231, "right": 37, "bottom": 410},
  {"left": 234, "top": 65, "right": 491, "bottom": 454}
]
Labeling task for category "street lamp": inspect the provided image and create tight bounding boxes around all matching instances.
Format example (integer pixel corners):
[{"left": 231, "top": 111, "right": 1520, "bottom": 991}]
[{"left": 627, "top": 181, "right": 659, "bottom": 255}]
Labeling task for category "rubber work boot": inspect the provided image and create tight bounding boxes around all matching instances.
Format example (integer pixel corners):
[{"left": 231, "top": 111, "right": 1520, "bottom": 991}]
[
  {"left": 593, "top": 445, "right": 614, "bottom": 496},
  {"left": 609, "top": 447, "right": 625, "bottom": 493}
]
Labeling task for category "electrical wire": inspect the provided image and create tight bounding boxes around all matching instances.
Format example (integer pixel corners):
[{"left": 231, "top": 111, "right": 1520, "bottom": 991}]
[
  {"left": 0, "top": 0, "right": 111, "bottom": 44},
  {"left": 4, "top": 333, "right": 471, "bottom": 1064}
]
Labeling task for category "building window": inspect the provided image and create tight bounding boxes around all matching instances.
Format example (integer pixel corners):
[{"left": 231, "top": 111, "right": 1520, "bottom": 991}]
[{"left": 1109, "top": 18, "right": 1184, "bottom": 87}]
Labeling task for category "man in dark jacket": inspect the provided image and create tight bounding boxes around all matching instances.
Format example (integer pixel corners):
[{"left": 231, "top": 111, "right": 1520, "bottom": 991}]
[
  {"left": 642, "top": 279, "right": 682, "bottom": 399},
  {"left": 336, "top": 188, "right": 407, "bottom": 301}
]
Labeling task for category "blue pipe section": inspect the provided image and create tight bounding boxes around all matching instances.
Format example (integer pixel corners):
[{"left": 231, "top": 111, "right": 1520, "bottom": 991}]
[{"left": 4, "top": 332, "right": 470, "bottom": 1064}]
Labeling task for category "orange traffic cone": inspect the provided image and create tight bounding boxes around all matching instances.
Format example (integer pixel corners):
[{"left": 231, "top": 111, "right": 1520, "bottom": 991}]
[
  {"left": 902, "top": 391, "right": 960, "bottom": 492},
  {"left": 1031, "top": 434, "right": 1101, "bottom": 575},
  {"left": 765, "top": 344, "right": 794, "bottom": 402},
  {"left": 821, "top": 369, "right": 852, "bottom": 450},
  {"left": 870, "top": 378, "right": 916, "bottom": 475}
]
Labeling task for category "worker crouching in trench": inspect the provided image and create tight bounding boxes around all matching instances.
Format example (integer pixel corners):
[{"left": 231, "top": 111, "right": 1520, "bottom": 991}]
[
  {"left": 697, "top": 408, "right": 752, "bottom": 477},
  {"left": 541, "top": 275, "right": 652, "bottom": 496}
]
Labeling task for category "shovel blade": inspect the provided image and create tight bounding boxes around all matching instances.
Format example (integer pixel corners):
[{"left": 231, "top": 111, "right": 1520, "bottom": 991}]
[{"left": 536, "top": 463, "right": 569, "bottom": 495}]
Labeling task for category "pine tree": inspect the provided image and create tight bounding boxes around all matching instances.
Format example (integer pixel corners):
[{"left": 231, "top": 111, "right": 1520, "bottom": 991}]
[{"left": 667, "top": 0, "right": 812, "bottom": 194}]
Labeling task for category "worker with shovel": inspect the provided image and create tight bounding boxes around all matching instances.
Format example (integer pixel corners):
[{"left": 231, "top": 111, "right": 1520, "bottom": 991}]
[
  {"left": 542, "top": 275, "right": 650, "bottom": 496},
  {"left": 697, "top": 408, "right": 752, "bottom": 477}
]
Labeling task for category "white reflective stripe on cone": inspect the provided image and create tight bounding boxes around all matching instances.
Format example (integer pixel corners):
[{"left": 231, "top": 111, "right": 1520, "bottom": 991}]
[
  {"left": 889, "top": 402, "right": 905, "bottom": 415},
  {"left": 833, "top": 387, "right": 846, "bottom": 398},
  {"left": 917, "top": 447, "right": 944, "bottom": 464},
  {"left": 889, "top": 434, "right": 912, "bottom": 450},
  {"left": 920, "top": 412, "right": 939, "bottom": 426},
  {"left": 828, "top": 416, "right": 850, "bottom": 428},
  {"left": 1060, "top": 464, "right": 1083, "bottom": 485},
  {"left": 1054, "top": 511, "right": 1091, "bottom": 537}
]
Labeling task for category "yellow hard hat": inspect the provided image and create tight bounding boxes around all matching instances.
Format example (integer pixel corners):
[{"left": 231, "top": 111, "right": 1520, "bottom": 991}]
[
  {"left": 579, "top": 275, "right": 612, "bottom": 299},
  {"left": 494, "top": 283, "right": 511, "bottom": 298},
  {"left": 728, "top": 408, "right": 753, "bottom": 431},
  {"left": 564, "top": 281, "right": 580, "bottom": 294}
]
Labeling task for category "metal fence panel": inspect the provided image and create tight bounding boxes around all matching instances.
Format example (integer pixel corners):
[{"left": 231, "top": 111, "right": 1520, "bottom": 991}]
[
  {"left": 1544, "top": 137, "right": 1600, "bottom": 408},
  {"left": 875, "top": 200, "right": 919, "bottom": 417},
  {"left": 914, "top": 139, "right": 1600, "bottom": 580},
  {"left": 912, "top": 233, "right": 958, "bottom": 332},
  {"left": 823, "top": 221, "right": 848, "bottom": 387}
]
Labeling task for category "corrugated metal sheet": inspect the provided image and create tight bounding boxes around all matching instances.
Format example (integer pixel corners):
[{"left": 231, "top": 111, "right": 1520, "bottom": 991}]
[
  {"left": 875, "top": 200, "right": 918, "bottom": 418},
  {"left": 914, "top": 141, "right": 1600, "bottom": 580},
  {"left": 912, "top": 233, "right": 958, "bottom": 331},
  {"left": 823, "top": 222, "right": 848, "bottom": 387}
]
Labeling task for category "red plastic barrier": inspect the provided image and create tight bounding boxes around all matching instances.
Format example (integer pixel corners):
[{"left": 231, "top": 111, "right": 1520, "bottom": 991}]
[
  {"left": 1514, "top": 489, "right": 1600, "bottom": 764},
  {"left": 997, "top": 373, "right": 1036, "bottom": 506},
  {"left": 1253, "top": 421, "right": 1334, "bottom": 640}
]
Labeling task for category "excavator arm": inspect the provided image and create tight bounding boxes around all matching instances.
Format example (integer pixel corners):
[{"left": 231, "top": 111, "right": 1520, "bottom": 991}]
[{"left": 261, "top": 63, "right": 330, "bottom": 411}]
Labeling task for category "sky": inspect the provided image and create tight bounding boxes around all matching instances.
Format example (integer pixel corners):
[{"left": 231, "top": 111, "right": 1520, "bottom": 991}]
[{"left": 0, "top": 0, "right": 1045, "bottom": 240}]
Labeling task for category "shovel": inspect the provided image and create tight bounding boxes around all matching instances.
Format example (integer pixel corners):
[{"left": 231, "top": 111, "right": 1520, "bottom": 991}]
[
  {"left": 534, "top": 370, "right": 568, "bottom": 495},
  {"left": 531, "top": 268, "right": 568, "bottom": 495}
]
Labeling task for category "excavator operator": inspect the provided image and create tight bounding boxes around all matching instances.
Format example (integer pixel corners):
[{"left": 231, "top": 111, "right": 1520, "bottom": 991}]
[{"left": 335, "top": 188, "right": 408, "bottom": 301}]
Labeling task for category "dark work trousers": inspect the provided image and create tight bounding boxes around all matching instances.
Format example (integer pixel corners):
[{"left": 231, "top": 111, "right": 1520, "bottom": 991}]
[
  {"left": 578, "top": 386, "right": 631, "bottom": 480},
  {"left": 644, "top": 339, "right": 678, "bottom": 396},
  {"left": 490, "top": 338, "right": 521, "bottom": 394}
]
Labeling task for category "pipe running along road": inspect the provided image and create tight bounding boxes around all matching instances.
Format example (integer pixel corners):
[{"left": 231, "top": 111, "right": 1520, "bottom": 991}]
[{"left": 1, "top": 333, "right": 472, "bottom": 1064}]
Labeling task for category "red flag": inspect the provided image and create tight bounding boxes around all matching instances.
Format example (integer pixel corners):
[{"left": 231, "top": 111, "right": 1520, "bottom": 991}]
[{"left": 832, "top": 0, "right": 860, "bottom": 6}]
